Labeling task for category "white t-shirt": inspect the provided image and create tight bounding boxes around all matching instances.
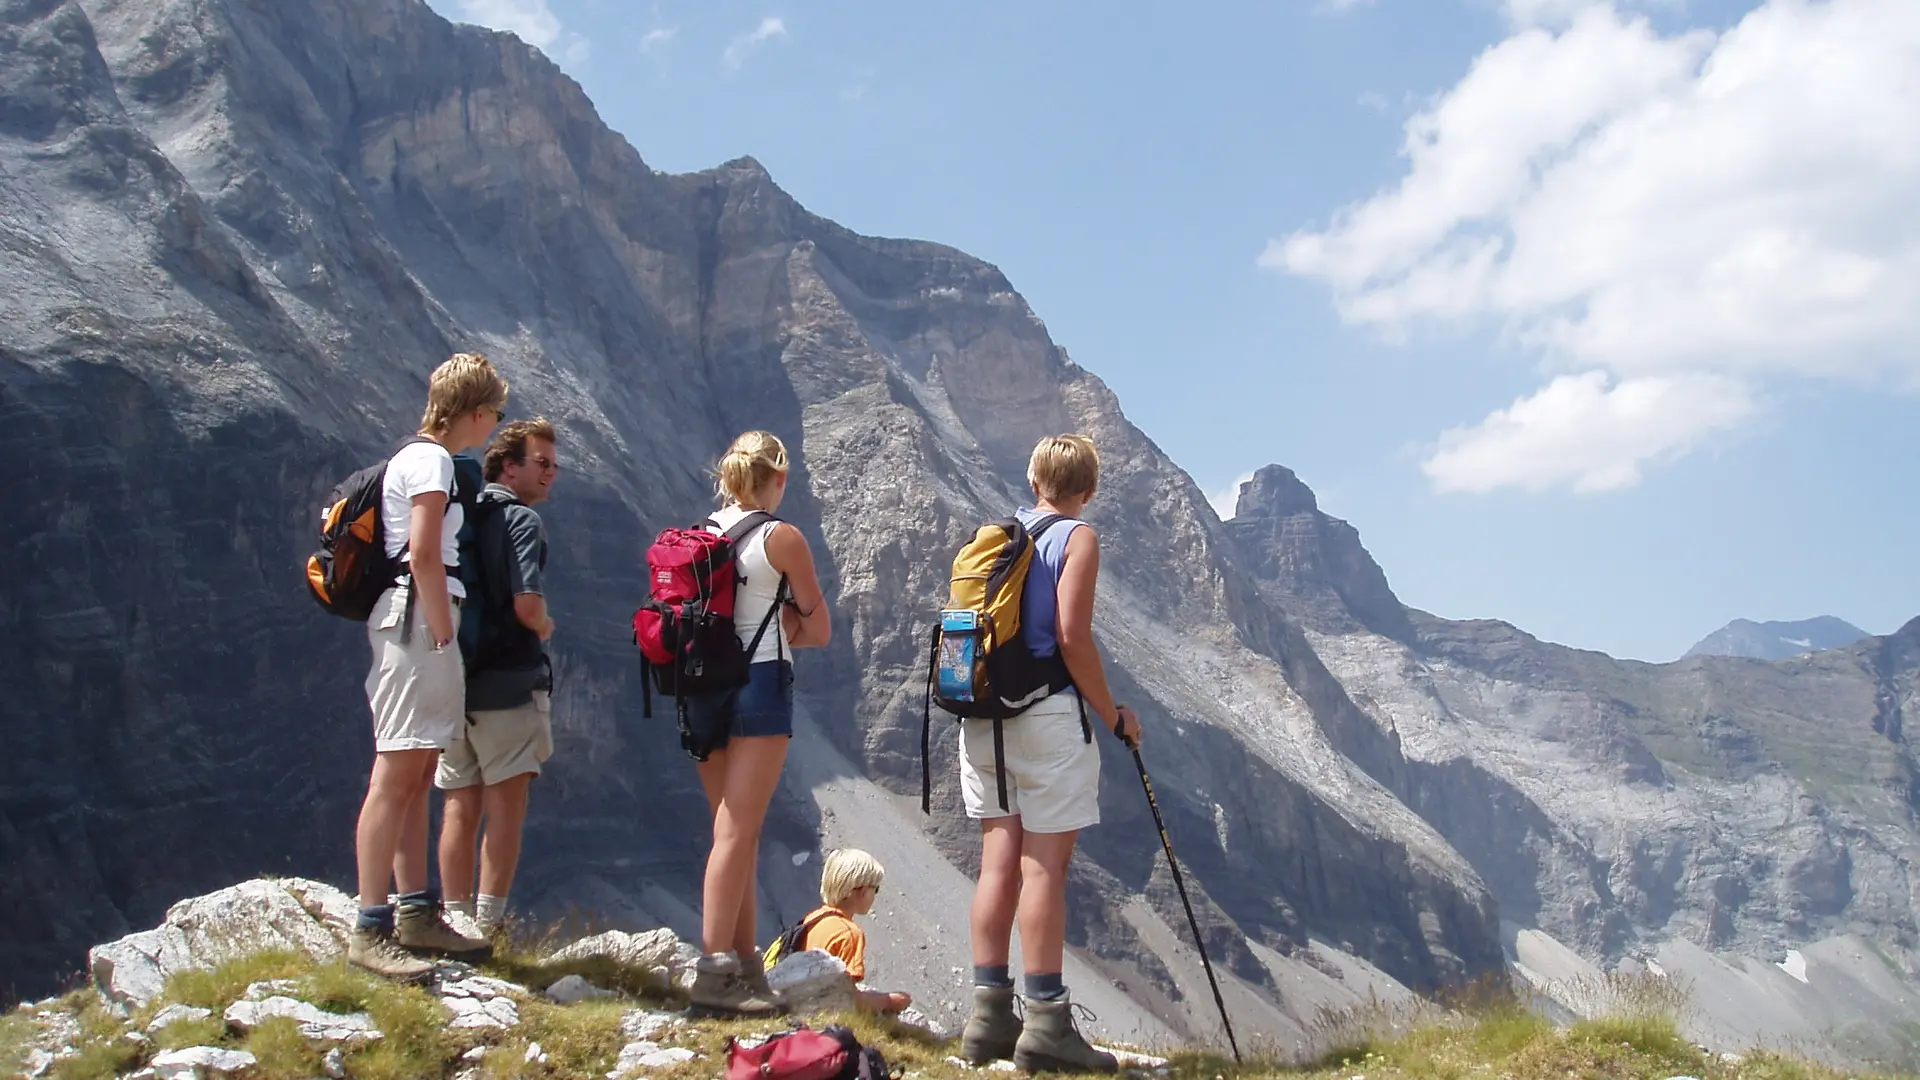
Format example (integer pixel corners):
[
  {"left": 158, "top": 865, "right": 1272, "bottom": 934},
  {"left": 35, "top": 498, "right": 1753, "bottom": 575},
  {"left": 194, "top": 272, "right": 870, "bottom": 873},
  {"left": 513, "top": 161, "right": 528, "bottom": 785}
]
[{"left": 382, "top": 439, "right": 465, "bottom": 598}]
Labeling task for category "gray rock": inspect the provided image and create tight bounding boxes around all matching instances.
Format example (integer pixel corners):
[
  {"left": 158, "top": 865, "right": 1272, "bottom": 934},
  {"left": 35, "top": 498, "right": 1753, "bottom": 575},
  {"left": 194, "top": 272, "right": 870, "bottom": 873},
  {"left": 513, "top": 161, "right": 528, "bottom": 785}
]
[
  {"left": 146, "top": 1004, "right": 213, "bottom": 1034},
  {"left": 544, "top": 973, "right": 614, "bottom": 1004},
  {"left": 435, "top": 968, "right": 529, "bottom": 1000},
  {"left": 323, "top": 1047, "right": 347, "bottom": 1079},
  {"left": 89, "top": 880, "right": 354, "bottom": 1007},
  {"left": 240, "top": 980, "right": 303, "bottom": 1002},
  {"left": 542, "top": 928, "right": 682, "bottom": 973},
  {"left": 24, "top": 1048, "right": 55, "bottom": 1079},
  {"left": 149, "top": 1046, "right": 259, "bottom": 1080},
  {"left": 614, "top": 1043, "right": 695, "bottom": 1076},
  {"left": 224, "top": 996, "right": 381, "bottom": 1043},
  {"left": 445, "top": 995, "right": 520, "bottom": 1031},
  {"left": 894, "top": 1006, "right": 949, "bottom": 1039},
  {"left": 766, "top": 950, "right": 856, "bottom": 1016},
  {"left": 620, "top": 1009, "right": 678, "bottom": 1041}
]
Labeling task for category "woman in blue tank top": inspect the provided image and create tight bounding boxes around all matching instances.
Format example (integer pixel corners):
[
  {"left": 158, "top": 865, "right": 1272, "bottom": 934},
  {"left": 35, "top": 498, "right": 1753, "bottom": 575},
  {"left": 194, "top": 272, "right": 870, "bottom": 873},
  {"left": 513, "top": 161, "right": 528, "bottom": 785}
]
[{"left": 958, "top": 434, "right": 1144, "bottom": 1074}]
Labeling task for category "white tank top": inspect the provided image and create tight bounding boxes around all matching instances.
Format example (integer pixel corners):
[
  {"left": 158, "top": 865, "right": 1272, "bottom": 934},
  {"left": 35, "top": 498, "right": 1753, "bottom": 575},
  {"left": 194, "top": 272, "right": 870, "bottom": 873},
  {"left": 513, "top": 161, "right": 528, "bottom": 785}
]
[{"left": 708, "top": 505, "right": 788, "bottom": 664}]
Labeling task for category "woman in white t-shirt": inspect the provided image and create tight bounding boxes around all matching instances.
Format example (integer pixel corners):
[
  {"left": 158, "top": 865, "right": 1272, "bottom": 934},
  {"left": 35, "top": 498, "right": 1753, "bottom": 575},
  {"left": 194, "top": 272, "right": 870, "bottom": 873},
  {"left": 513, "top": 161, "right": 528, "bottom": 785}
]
[
  {"left": 682, "top": 431, "right": 832, "bottom": 1017},
  {"left": 348, "top": 353, "right": 507, "bottom": 982}
]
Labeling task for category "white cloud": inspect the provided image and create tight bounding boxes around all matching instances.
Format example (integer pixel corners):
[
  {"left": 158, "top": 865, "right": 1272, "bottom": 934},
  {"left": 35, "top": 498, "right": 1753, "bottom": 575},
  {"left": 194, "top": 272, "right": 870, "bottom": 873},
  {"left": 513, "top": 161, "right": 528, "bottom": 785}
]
[
  {"left": 1422, "top": 371, "right": 1755, "bottom": 493},
  {"left": 640, "top": 26, "right": 678, "bottom": 53},
  {"left": 1208, "top": 471, "right": 1258, "bottom": 520},
  {"left": 451, "top": 0, "right": 590, "bottom": 64},
  {"left": 1272, "top": 0, "right": 1920, "bottom": 493},
  {"left": 724, "top": 16, "right": 788, "bottom": 71}
]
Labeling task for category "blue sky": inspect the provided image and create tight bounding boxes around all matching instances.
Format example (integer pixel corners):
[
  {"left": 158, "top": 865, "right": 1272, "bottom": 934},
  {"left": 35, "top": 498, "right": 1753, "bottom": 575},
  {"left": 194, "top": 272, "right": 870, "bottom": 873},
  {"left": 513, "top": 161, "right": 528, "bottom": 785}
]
[{"left": 432, "top": 0, "right": 1919, "bottom": 662}]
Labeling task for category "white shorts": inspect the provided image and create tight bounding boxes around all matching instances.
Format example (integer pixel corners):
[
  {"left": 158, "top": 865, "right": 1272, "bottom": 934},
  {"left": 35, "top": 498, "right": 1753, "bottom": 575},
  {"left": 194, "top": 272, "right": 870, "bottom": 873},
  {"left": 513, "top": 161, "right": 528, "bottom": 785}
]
[
  {"left": 364, "top": 586, "right": 464, "bottom": 753},
  {"left": 437, "top": 691, "right": 554, "bottom": 789},
  {"left": 959, "top": 693, "right": 1100, "bottom": 834}
]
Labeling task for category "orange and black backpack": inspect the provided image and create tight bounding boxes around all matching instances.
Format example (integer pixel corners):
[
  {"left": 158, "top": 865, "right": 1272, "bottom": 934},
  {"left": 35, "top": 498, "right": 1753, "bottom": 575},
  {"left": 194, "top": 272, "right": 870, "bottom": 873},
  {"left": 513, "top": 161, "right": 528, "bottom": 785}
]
[{"left": 306, "top": 436, "right": 450, "bottom": 622}]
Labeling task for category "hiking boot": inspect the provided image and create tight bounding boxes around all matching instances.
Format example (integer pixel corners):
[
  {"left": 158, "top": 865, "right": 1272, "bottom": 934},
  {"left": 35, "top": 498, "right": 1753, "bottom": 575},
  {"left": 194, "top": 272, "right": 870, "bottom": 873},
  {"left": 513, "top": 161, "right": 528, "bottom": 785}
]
[
  {"left": 688, "top": 952, "right": 787, "bottom": 1019},
  {"left": 347, "top": 924, "right": 436, "bottom": 983},
  {"left": 396, "top": 900, "right": 494, "bottom": 961},
  {"left": 961, "top": 985, "right": 1022, "bottom": 1063},
  {"left": 1013, "top": 996, "right": 1117, "bottom": 1074},
  {"left": 739, "top": 949, "right": 778, "bottom": 1000}
]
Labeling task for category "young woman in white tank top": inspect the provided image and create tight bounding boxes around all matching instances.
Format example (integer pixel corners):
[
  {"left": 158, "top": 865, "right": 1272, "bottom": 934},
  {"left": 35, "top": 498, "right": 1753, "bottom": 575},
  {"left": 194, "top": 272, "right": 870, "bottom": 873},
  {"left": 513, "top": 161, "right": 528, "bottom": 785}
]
[{"left": 682, "top": 431, "right": 832, "bottom": 1019}]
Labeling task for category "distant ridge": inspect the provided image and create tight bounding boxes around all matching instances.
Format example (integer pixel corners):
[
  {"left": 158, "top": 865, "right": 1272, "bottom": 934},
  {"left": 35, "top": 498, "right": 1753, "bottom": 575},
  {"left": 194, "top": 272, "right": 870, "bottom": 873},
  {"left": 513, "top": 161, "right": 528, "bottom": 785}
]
[{"left": 1681, "top": 616, "right": 1870, "bottom": 661}]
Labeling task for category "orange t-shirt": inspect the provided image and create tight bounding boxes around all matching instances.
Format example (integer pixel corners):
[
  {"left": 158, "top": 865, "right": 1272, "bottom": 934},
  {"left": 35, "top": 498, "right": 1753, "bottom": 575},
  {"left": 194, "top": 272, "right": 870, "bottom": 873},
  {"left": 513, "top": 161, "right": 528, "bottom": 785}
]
[{"left": 799, "top": 906, "right": 866, "bottom": 981}]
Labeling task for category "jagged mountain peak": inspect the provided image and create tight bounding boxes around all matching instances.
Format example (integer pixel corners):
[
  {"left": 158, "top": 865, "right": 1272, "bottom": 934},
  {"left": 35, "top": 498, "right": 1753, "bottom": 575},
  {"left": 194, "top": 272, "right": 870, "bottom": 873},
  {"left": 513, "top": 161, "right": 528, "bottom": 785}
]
[
  {"left": 1221, "top": 464, "right": 1410, "bottom": 640},
  {"left": 1233, "top": 463, "right": 1319, "bottom": 519}
]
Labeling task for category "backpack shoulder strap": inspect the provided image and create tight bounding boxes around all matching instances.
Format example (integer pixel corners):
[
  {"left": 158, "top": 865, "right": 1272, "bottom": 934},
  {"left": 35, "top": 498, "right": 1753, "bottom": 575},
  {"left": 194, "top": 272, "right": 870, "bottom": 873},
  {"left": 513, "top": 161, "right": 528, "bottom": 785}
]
[
  {"left": 1026, "top": 513, "right": 1069, "bottom": 540},
  {"left": 720, "top": 510, "right": 779, "bottom": 546},
  {"left": 795, "top": 906, "right": 836, "bottom": 945},
  {"left": 475, "top": 495, "right": 525, "bottom": 604}
]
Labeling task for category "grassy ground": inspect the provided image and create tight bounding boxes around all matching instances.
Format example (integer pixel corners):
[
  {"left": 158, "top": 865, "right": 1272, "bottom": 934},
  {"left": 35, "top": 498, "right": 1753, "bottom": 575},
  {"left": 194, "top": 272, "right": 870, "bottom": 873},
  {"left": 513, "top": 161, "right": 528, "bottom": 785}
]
[{"left": 4, "top": 940, "right": 1913, "bottom": 1080}]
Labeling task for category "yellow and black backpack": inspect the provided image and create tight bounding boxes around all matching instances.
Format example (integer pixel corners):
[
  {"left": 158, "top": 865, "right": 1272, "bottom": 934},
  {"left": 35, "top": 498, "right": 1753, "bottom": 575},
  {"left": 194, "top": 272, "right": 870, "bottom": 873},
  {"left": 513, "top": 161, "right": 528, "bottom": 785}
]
[
  {"left": 761, "top": 907, "right": 836, "bottom": 969},
  {"left": 921, "top": 514, "right": 1088, "bottom": 813}
]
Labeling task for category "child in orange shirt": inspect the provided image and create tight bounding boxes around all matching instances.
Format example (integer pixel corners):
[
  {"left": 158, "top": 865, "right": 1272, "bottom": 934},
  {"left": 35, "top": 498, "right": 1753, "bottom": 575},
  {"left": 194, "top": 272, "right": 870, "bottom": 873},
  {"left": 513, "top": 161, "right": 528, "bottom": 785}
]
[{"left": 796, "top": 849, "right": 911, "bottom": 1013}]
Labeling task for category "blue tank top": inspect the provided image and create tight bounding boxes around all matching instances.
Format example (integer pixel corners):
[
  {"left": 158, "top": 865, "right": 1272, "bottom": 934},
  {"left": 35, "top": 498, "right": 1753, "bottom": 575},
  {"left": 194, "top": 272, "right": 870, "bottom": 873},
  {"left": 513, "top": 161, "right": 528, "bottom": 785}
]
[{"left": 1014, "top": 508, "right": 1084, "bottom": 664}]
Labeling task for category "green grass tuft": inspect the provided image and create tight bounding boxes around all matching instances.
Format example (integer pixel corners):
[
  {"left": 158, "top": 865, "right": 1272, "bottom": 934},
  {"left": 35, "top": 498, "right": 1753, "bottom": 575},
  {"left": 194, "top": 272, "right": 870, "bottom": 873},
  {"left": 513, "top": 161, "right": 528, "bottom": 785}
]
[
  {"left": 150, "top": 1012, "right": 227, "bottom": 1050},
  {"left": 48, "top": 994, "right": 141, "bottom": 1080},
  {"left": 304, "top": 963, "right": 451, "bottom": 1080},
  {"left": 160, "top": 949, "right": 315, "bottom": 1011},
  {"left": 1568, "top": 1012, "right": 1701, "bottom": 1069},
  {"left": 1, "top": 1007, "right": 35, "bottom": 1078},
  {"left": 242, "top": 1016, "right": 326, "bottom": 1080},
  {"left": 485, "top": 999, "right": 630, "bottom": 1079}
]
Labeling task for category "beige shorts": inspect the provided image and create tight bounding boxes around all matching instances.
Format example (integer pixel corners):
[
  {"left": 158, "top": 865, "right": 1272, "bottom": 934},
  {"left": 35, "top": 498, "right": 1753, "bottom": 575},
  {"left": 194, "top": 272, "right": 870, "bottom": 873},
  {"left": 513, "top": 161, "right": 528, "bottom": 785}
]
[
  {"left": 959, "top": 692, "right": 1100, "bottom": 834},
  {"left": 365, "top": 586, "right": 464, "bottom": 753},
  {"left": 437, "top": 691, "right": 554, "bottom": 789}
]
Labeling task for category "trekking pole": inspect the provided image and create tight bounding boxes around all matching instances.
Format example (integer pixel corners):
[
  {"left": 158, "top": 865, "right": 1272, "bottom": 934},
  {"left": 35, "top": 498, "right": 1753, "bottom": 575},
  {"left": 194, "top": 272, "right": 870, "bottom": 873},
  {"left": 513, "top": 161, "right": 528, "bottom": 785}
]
[{"left": 1119, "top": 719, "right": 1242, "bottom": 1064}]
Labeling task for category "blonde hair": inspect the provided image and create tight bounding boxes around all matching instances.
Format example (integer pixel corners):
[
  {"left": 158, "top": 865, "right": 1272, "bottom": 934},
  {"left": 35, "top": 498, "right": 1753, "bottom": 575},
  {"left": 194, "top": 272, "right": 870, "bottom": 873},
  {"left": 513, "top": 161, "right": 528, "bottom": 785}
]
[
  {"left": 420, "top": 353, "right": 509, "bottom": 434},
  {"left": 820, "top": 848, "right": 885, "bottom": 908},
  {"left": 716, "top": 430, "right": 789, "bottom": 506},
  {"left": 1027, "top": 434, "right": 1100, "bottom": 502}
]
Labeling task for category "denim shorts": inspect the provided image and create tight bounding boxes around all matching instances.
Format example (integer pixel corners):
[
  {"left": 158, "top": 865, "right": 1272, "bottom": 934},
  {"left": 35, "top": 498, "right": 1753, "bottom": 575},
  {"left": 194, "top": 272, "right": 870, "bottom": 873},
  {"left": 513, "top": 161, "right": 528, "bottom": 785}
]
[{"left": 679, "top": 660, "right": 794, "bottom": 760}]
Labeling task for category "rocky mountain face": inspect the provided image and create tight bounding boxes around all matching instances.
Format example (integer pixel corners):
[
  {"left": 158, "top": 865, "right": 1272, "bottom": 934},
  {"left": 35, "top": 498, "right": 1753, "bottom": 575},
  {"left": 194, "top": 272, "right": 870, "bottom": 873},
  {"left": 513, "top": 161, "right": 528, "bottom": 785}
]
[
  {"left": 1684, "top": 617, "right": 1872, "bottom": 662},
  {"left": 0, "top": 0, "right": 1913, "bottom": 1063},
  {"left": 0, "top": 0, "right": 1496, "bottom": 1032},
  {"left": 1225, "top": 465, "right": 1920, "bottom": 1062}
]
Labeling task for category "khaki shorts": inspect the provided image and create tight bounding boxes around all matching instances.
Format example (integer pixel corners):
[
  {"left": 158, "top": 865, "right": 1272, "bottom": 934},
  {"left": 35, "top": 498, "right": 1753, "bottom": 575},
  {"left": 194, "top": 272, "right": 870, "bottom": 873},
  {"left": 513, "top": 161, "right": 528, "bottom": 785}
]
[
  {"left": 365, "top": 586, "right": 464, "bottom": 753},
  {"left": 437, "top": 691, "right": 553, "bottom": 789},
  {"left": 959, "top": 692, "right": 1100, "bottom": 834}
]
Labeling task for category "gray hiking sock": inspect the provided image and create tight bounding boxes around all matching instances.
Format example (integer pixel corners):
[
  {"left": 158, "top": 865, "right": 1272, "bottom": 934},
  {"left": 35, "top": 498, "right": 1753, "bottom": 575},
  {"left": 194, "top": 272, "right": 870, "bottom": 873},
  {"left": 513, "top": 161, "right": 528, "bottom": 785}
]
[
  {"left": 1023, "top": 972, "right": 1066, "bottom": 1001},
  {"left": 974, "top": 965, "right": 1015, "bottom": 989},
  {"left": 356, "top": 904, "right": 396, "bottom": 932}
]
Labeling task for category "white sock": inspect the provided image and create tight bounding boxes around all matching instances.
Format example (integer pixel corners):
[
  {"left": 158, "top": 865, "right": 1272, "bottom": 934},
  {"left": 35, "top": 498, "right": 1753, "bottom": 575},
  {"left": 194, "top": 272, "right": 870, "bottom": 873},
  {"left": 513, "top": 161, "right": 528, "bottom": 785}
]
[
  {"left": 475, "top": 893, "right": 507, "bottom": 930},
  {"left": 447, "top": 898, "right": 475, "bottom": 920}
]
